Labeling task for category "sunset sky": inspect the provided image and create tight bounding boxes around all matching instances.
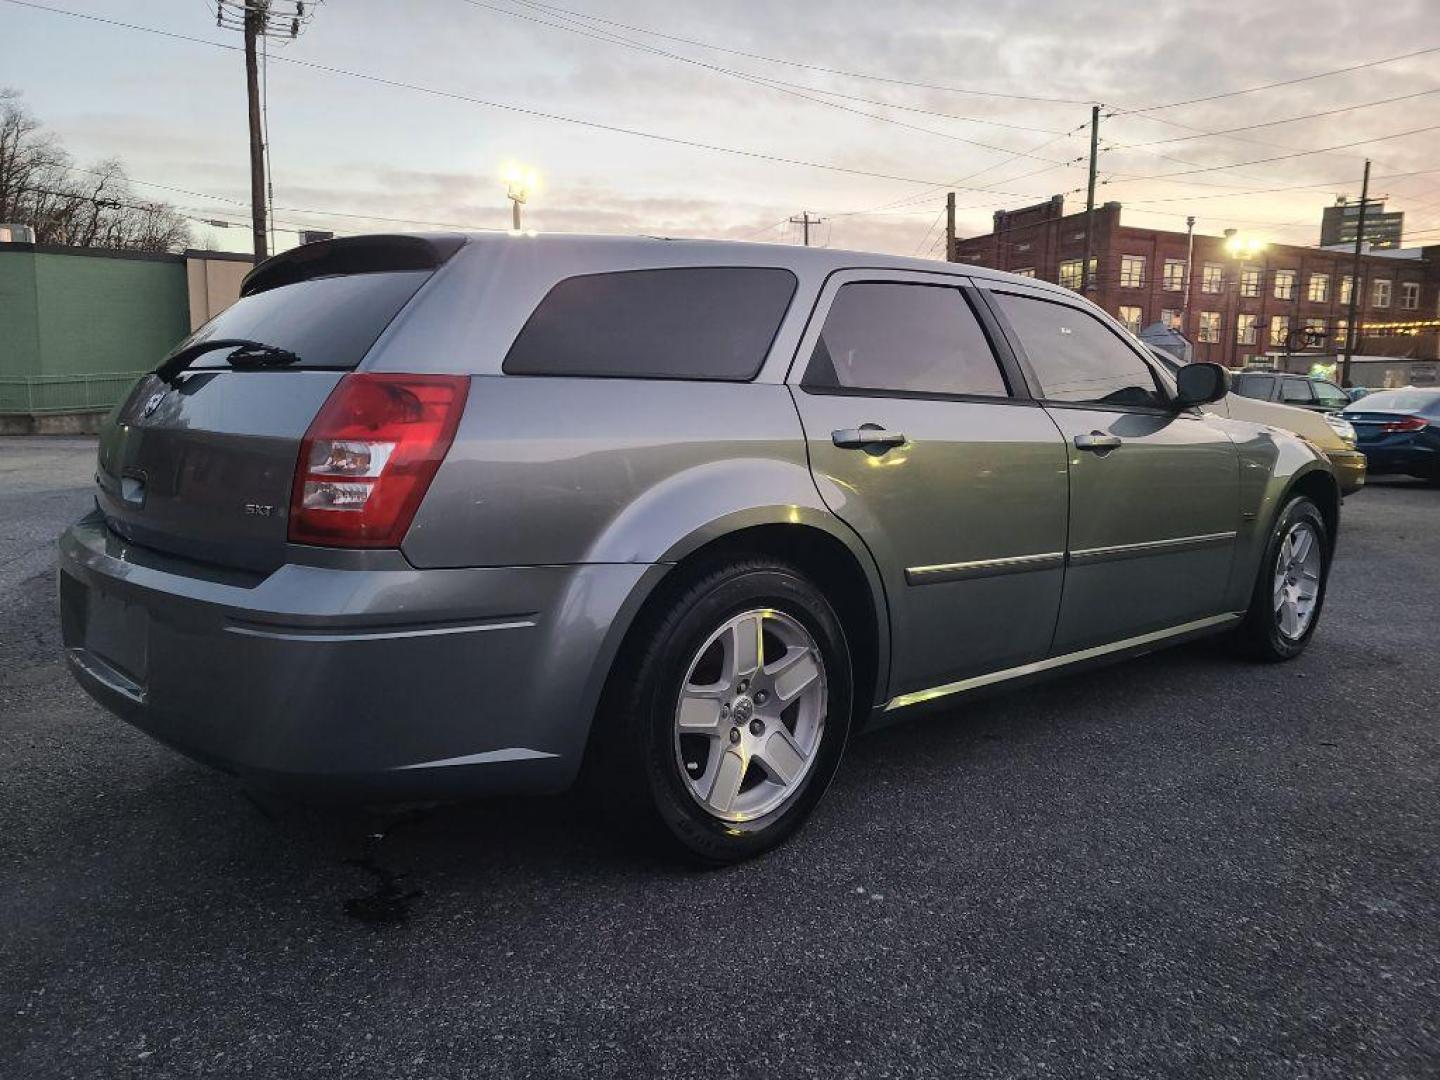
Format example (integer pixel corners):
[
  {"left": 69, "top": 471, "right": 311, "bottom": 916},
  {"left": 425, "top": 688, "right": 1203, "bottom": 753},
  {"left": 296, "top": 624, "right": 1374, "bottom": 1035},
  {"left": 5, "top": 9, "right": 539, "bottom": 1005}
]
[{"left": 3, "top": 0, "right": 1437, "bottom": 256}]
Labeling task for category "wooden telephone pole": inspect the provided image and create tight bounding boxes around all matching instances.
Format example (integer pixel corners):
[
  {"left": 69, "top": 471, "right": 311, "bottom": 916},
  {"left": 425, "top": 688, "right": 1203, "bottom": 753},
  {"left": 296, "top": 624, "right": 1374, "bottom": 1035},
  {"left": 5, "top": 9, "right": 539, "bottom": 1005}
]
[
  {"left": 1340, "top": 159, "right": 1371, "bottom": 388},
  {"left": 789, "top": 211, "right": 823, "bottom": 246},
  {"left": 215, "top": 2, "right": 321, "bottom": 262}
]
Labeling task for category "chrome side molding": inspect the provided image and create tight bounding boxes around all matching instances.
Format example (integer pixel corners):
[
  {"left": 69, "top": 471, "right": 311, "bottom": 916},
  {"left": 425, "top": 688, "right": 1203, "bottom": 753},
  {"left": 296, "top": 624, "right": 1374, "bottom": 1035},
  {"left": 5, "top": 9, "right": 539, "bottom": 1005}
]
[
  {"left": 905, "top": 551, "right": 1065, "bottom": 585},
  {"left": 884, "top": 612, "right": 1242, "bottom": 711}
]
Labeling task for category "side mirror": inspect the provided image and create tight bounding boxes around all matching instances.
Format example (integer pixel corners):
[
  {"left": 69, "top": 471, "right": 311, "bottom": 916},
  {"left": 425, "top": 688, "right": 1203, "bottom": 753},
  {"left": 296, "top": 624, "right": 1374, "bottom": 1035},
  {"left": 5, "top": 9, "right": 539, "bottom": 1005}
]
[{"left": 1173, "top": 362, "right": 1230, "bottom": 409}]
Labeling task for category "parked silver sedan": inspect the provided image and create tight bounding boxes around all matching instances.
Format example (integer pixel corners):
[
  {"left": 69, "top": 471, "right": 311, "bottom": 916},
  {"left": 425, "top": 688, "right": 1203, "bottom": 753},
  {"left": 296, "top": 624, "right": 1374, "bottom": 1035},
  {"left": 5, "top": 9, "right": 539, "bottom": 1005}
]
[{"left": 60, "top": 234, "right": 1339, "bottom": 863}]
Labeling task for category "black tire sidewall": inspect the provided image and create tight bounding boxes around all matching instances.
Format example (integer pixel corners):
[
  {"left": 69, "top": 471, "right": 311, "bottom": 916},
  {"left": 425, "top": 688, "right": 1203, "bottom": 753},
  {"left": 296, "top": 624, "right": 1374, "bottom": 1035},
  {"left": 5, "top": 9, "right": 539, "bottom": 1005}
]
[{"left": 634, "top": 564, "right": 852, "bottom": 865}]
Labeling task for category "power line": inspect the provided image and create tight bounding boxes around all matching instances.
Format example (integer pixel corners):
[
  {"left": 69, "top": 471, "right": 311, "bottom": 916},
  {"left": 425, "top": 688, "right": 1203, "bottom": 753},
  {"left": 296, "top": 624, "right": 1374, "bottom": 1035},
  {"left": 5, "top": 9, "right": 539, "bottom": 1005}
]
[
  {"left": 493, "top": 0, "right": 1096, "bottom": 106},
  {"left": 1108, "top": 88, "right": 1440, "bottom": 152},
  {"left": 1101, "top": 124, "right": 1440, "bottom": 186},
  {"left": 1, "top": 0, "right": 1043, "bottom": 196},
  {"left": 1118, "top": 44, "right": 1440, "bottom": 114},
  {"left": 456, "top": 0, "right": 1077, "bottom": 165}
]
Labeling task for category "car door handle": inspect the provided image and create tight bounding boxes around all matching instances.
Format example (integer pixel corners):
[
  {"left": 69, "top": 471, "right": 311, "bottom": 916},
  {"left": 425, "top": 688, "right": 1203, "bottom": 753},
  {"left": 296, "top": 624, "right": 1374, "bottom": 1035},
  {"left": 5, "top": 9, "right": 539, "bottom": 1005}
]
[
  {"left": 832, "top": 425, "right": 907, "bottom": 450},
  {"left": 1074, "top": 432, "right": 1123, "bottom": 453}
]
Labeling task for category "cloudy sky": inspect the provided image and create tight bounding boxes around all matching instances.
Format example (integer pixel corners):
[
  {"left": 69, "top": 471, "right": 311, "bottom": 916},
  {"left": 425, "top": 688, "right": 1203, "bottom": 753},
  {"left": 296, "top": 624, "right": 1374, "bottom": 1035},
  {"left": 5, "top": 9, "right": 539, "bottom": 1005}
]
[{"left": 2, "top": 0, "right": 1438, "bottom": 256}]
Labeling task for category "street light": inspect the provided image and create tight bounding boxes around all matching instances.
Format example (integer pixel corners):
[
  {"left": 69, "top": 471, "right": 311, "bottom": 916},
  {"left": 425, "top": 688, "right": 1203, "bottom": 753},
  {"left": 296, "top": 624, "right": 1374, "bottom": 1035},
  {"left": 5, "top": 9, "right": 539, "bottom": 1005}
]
[
  {"left": 502, "top": 163, "right": 539, "bottom": 231},
  {"left": 1223, "top": 230, "right": 1267, "bottom": 258}
]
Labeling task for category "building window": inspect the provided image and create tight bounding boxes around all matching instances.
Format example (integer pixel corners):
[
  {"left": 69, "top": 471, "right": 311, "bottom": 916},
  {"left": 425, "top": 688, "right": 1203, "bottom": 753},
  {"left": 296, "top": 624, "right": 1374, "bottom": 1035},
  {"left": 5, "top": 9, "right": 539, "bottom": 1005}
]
[
  {"left": 1198, "top": 311, "right": 1221, "bottom": 343},
  {"left": 1058, "top": 257, "right": 1095, "bottom": 291},
  {"left": 1160, "top": 308, "right": 1182, "bottom": 330},
  {"left": 1274, "top": 269, "right": 1297, "bottom": 300},
  {"left": 1339, "top": 275, "right": 1353, "bottom": 305},
  {"left": 1013, "top": 267, "right": 1036, "bottom": 277},
  {"left": 1119, "top": 255, "right": 1146, "bottom": 289},
  {"left": 1304, "top": 317, "right": 1327, "bottom": 344},
  {"left": 1202, "top": 264, "right": 1223, "bottom": 293},
  {"left": 1373, "top": 279, "right": 1391, "bottom": 307},
  {"left": 1308, "top": 273, "right": 1330, "bottom": 303},
  {"left": 1270, "top": 315, "right": 1290, "bottom": 347},
  {"left": 1163, "top": 259, "right": 1185, "bottom": 291},
  {"left": 1401, "top": 282, "right": 1420, "bottom": 310},
  {"left": 1015, "top": 242, "right": 1031, "bottom": 253},
  {"left": 1117, "top": 305, "right": 1143, "bottom": 334},
  {"left": 1236, "top": 313, "right": 1258, "bottom": 344},
  {"left": 1240, "top": 267, "right": 1262, "bottom": 298},
  {"left": 1335, "top": 319, "right": 1348, "bottom": 347}
]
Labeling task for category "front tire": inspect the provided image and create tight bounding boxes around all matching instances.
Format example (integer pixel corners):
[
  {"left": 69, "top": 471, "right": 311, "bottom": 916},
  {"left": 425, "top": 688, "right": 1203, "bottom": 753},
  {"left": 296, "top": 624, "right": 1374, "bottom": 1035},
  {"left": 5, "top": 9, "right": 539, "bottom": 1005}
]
[
  {"left": 590, "top": 558, "right": 853, "bottom": 865},
  {"left": 1232, "top": 495, "right": 1330, "bottom": 661}
]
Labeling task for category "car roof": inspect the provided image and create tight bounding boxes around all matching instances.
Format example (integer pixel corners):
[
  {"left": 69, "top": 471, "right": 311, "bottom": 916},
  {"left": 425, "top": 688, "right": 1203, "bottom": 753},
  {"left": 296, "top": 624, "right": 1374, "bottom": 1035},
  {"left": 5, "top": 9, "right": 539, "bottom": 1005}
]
[{"left": 441, "top": 230, "right": 1077, "bottom": 296}]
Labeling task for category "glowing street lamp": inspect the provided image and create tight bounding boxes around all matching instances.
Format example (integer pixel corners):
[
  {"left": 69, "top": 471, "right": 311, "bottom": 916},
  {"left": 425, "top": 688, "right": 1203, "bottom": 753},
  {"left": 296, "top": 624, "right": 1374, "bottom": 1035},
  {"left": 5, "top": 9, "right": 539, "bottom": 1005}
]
[
  {"left": 1223, "top": 229, "right": 1267, "bottom": 258},
  {"left": 502, "top": 163, "right": 539, "bottom": 231}
]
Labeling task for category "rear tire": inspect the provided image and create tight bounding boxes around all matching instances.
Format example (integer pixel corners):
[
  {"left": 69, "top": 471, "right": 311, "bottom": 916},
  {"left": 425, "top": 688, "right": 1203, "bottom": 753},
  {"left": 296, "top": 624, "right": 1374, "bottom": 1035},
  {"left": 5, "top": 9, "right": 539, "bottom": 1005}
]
[
  {"left": 1232, "top": 495, "right": 1330, "bottom": 661},
  {"left": 588, "top": 558, "right": 853, "bottom": 865}
]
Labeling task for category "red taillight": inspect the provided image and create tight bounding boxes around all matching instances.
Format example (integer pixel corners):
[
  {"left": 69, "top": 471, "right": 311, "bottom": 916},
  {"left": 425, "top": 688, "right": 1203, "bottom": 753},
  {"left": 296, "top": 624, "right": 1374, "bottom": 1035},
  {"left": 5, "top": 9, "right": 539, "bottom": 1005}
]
[
  {"left": 289, "top": 373, "right": 468, "bottom": 548},
  {"left": 1380, "top": 415, "right": 1428, "bottom": 433}
]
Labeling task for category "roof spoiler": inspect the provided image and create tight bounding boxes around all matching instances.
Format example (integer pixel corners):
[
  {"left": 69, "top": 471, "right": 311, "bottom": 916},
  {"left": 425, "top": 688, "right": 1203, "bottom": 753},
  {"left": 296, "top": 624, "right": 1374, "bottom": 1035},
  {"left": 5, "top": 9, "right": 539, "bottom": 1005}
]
[{"left": 240, "top": 233, "right": 467, "bottom": 297}]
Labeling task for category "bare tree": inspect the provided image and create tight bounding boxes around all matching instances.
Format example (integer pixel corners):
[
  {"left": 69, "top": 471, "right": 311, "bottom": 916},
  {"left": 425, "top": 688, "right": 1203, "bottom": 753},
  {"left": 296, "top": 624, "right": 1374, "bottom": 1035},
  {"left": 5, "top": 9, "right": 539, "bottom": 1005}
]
[{"left": 0, "top": 89, "right": 191, "bottom": 253}]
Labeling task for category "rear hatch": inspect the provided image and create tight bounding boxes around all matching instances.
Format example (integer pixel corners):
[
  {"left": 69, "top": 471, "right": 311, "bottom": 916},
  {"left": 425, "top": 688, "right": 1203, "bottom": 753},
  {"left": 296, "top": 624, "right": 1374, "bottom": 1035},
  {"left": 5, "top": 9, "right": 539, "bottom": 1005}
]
[{"left": 95, "top": 234, "right": 464, "bottom": 573}]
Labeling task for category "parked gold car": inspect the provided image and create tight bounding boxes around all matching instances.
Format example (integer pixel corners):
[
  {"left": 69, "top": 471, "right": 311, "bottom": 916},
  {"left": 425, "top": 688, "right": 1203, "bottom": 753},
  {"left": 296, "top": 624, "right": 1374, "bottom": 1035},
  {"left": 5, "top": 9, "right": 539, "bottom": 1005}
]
[{"left": 1149, "top": 351, "right": 1365, "bottom": 495}]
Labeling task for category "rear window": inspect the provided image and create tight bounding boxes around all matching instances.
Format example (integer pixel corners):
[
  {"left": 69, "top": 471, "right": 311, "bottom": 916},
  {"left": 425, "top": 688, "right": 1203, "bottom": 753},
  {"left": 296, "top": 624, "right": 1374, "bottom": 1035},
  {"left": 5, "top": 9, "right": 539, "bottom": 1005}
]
[
  {"left": 502, "top": 267, "right": 797, "bottom": 381},
  {"left": 182, "top": 270, "right": 431, "bottom": 370}
]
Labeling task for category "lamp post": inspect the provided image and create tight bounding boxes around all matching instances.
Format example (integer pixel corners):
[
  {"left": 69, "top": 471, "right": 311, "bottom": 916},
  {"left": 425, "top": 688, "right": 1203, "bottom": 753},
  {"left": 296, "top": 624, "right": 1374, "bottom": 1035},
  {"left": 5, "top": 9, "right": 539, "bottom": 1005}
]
[
  {"left": 503, "top": 164, "right": 539, "bottom": 231},
  {"left": 1223, "top": 229, "right": 1267, "bottom": 368}
]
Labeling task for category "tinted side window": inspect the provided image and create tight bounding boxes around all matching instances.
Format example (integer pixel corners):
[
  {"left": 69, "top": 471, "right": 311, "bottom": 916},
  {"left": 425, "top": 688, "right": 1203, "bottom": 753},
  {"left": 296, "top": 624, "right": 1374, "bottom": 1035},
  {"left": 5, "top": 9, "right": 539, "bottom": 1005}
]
[
  {"left": 991, "top": 293, "right": 1165, "bottom": 408},
  {"left": 1279, "top": 378, "right": 1315, "bottom": 404},
  {"left": 803, "top": 283, "right": 1008, "bottom": 397},
  {"left": 1232, "top": 374, "right": 1273, "bottom": 400},
  {"left": 503, "top": 267, "right": 797, "bottom": 380}
]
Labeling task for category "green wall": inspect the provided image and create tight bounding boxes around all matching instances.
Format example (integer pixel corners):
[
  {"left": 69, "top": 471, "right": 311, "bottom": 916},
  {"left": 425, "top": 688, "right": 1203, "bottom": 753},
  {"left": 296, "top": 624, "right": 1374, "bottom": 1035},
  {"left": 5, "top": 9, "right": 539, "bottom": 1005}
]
[{"left": 0, "top": 246, "right": 191, "bottom": 379}]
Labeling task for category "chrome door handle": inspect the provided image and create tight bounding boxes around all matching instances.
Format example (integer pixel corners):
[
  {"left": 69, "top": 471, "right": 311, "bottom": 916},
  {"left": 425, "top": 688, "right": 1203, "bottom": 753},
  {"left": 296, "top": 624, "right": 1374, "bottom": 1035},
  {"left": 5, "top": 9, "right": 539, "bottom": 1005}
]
[
  {"left": 1074, "top": 432, "right": 1122, "bottom": 453},
  {"left": 832, "top": 425, "right": 907, "bottom": 450}
]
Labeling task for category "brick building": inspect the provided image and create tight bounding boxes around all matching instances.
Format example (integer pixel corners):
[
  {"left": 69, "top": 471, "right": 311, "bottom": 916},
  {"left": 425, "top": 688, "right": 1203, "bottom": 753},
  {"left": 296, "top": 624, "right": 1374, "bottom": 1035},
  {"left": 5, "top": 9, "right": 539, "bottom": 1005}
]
[{"left": 950, "top": 197, "right": 1440, "bottom": 368}]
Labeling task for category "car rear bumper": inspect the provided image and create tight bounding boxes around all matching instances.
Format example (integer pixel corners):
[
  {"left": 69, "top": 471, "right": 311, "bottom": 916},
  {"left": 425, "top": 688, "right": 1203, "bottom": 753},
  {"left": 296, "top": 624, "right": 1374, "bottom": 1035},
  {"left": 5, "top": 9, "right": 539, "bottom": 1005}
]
[
  {"left": 1355, "top": 443, "right": 1439, "bottom": 478},
  {"left": 59, "top": 513, "right": 660, "bottom": 800},
  {"left": 1324, "top": 449, "right": 1367, "bottom": 494}
]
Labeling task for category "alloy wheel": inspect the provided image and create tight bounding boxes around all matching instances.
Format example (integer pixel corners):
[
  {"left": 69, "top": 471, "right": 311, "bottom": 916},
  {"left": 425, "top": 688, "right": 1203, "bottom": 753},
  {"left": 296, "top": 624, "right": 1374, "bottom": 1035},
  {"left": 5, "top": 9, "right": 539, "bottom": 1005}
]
[
  {"left": 672, "top": 608, "right": 828, "bottom": 823},
  {"left": 1273, "top": 521, "right": 1322, "bottom": 640}
]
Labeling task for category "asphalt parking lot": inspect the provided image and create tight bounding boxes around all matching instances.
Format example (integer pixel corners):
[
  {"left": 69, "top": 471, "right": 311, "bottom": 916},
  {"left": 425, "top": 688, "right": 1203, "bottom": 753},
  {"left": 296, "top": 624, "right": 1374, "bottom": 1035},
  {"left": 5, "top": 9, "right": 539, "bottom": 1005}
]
[{"left": 2, "top": 436, "right": 1437, "bottom": 1080}]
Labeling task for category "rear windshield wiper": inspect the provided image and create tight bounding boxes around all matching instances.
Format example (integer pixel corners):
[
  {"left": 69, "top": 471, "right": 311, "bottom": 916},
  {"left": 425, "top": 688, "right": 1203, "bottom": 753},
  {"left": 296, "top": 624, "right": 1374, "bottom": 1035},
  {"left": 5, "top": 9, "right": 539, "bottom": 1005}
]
[{"left": 155, "top": 338, "right": 302, "bottom": 385}]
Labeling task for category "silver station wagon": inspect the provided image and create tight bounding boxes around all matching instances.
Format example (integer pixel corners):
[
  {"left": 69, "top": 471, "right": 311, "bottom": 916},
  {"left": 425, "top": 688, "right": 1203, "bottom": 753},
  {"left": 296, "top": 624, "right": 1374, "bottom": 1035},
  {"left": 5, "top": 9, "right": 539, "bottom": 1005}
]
[{"left": 60, "top": 233, "right": 1339, "bottom": 863}]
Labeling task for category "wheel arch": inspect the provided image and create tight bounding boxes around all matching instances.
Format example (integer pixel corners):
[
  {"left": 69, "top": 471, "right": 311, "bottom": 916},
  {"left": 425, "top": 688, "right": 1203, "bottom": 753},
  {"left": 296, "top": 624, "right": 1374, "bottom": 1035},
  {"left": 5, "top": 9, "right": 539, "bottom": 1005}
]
[{"left": 577, "top": 513, "right": 892, "bottom": 783}]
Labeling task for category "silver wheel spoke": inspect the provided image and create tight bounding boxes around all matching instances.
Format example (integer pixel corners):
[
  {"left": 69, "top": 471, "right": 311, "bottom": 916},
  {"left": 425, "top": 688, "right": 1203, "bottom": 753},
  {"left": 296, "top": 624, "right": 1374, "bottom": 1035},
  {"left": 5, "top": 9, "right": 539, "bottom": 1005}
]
[
  {"left": 1292, "top": 529, "right": 1313, "bottom": 564},
  {"left": 756, "top": 728, "right": 807, "bottom": 786},
  {"left": 767, "top": 647, "right": 821, "bottom": 703},
  {"left": 725, "top": 614, "right": 763, "bottom": 685},
  {"left": 707, "top": 749, "right": 746, "bottom": 814},
  {"left": 677, "top": 692, "right": 725, "bottom": 731},
  {"left": 1280, "top": 599, "right": 1300, "bottom": 638},
  {"left": 1271, "top": 521, "right": 1324, "bottom": 641}
]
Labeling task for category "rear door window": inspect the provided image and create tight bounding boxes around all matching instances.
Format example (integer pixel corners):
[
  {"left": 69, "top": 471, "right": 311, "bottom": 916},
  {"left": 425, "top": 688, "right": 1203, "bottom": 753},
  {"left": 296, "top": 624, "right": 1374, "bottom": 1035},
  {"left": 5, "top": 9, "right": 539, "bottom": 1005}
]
[
  {"left": 1231, "top": 374, "right": 1273, "bottom": 399},
  {"left": 1279, "top": 378, "right": 1315, "bottom": 405},
  {"left": 183, "top": 271, "right": 432, "bottom": 370},
  {"left": 803, "top": 282, "right": 1009, "bottom": 397},
  {"left": 990, "top": 293, "right": 1165, "bottom": 409},
  {"left": 503, "top": 267, "right": 797, "bottom": 380}
]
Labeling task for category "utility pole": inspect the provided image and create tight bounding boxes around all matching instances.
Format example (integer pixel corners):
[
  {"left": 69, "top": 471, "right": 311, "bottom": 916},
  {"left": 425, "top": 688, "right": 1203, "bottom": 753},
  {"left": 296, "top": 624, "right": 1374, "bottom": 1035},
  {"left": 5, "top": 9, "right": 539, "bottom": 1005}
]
[
  {"left": 945, "top": 192, "right": 956, "bottom": 262},
  {"left": 1180, "top": 214, "right": 1195, "bottom": 344},
  {"left": 215, "top": 2, "right": 320, "bottom": 263},
  {"left": 789, "top": 211, "right": 823, "bottom": 246},
  {"left": 243, "top": 2, "right": 267, "bottom": 261},
  {"left": 1081, "top": 104, "right": 1100, "bottom": 293},
  {"left": 1341, "top": 158, "right": 1371, "bottom": 388}
]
